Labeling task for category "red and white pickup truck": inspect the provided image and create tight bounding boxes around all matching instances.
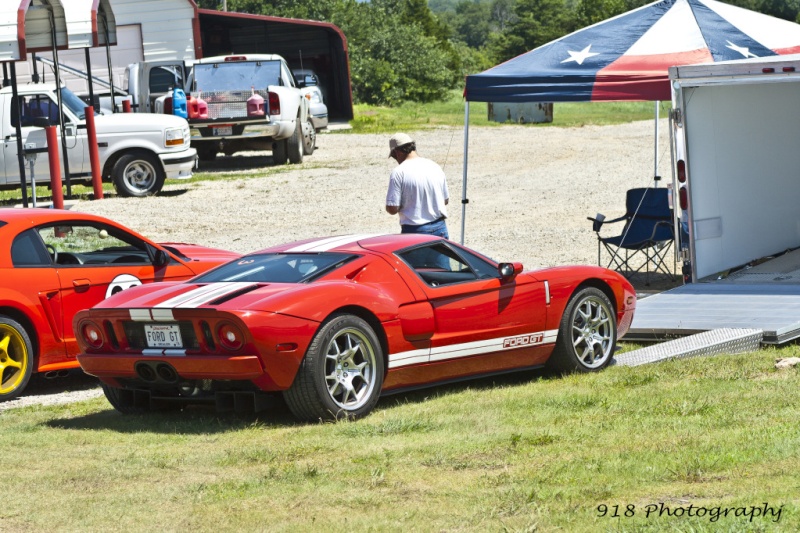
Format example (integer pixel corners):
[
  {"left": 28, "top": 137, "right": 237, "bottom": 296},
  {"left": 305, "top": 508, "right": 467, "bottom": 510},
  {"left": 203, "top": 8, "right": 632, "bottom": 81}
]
[{"left": 125, "top": 54, "right": 314, "bottom": 163}]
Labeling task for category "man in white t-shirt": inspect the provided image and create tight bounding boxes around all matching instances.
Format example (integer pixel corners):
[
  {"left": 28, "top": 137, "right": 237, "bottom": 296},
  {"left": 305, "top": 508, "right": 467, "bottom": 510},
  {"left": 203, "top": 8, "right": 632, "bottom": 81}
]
[{"left": 385, "top": 133, "right": 450, "bottom": 239}]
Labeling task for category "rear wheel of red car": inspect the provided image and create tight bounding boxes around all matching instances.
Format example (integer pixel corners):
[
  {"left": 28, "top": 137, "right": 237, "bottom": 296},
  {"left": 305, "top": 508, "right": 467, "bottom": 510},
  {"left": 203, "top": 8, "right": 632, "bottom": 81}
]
[
  {"left": 0, "top": 316, "right": 34, "bottom": 402},
  {"left": 548, "top": 287, "right": 616, "bottom": 374},
  {"left": 102, "top": 384, "right": 150, "bottom": 414},
  {"left": 284, "top": 314, "right": 384, "bottom": 422}
]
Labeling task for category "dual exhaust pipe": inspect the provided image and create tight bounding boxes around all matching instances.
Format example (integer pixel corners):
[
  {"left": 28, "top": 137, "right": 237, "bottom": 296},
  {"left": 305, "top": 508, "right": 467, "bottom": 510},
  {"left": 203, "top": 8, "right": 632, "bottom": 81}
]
[{"left": 135, "top": 361, "right": 180, "bottom": 384}]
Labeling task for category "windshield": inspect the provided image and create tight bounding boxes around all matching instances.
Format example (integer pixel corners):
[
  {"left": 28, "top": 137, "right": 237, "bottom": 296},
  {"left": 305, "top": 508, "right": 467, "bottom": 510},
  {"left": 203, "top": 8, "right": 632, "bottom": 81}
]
[
  {"left": 60, "top": 87, "right": 93, "bottom": 120},
  {"left": 193, "top": 61, "right": 282, "bottom": 92},
  {"left": 194, "top": 253, "right": 356, "bottom": 284}
]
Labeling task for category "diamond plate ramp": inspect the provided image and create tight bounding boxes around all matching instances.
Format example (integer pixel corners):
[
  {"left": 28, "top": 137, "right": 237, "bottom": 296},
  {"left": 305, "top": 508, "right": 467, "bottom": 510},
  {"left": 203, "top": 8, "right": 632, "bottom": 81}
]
[{"left": 614, "top": 328, "right": 763, "bottom": 367}]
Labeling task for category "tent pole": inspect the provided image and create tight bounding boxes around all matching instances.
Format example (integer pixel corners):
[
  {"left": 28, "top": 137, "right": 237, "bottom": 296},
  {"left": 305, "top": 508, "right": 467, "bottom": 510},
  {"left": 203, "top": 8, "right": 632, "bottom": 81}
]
[
  {"left": 460, "top": 100, "right": 469, "bottom": 244},
  {"left": 654, "top": 100, "right": 659, "bottom": 187}
]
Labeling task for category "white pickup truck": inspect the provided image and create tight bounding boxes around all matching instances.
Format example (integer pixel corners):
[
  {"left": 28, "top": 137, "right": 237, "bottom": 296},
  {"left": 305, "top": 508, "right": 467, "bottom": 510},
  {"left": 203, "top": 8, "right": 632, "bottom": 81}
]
[
  {"left": 125, "top": 54, "right": 313, "bottom": 163},
  {"left": 0, "top": 83, "right": 196, "bottom": 197}
]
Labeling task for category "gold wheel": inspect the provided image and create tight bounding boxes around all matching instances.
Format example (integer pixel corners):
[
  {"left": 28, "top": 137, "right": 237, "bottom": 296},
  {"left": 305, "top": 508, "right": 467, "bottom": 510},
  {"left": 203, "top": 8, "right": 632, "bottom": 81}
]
[{"left": 0, "top": 318, "right": 34, "bottom": 401}]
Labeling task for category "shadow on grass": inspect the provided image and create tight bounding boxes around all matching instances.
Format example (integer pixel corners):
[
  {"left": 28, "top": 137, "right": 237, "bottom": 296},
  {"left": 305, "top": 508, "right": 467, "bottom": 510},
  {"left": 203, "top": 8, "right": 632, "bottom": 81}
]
[
  {"left": 377, "top": 366, "right": 554, "bottom": 411},
  {"left": 45, "top": 394, "right": 302, "bottom": 434},
  {"left": 44, "top": 368, "right": 561, "bottom": 433}
]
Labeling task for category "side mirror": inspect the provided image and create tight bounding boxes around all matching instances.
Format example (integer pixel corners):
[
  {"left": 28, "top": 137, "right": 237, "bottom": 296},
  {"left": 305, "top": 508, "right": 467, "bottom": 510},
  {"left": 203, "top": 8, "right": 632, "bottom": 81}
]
[
  {"left": 32, "top": 117, "right": 51, "bottom": 128},
  {"left": 303, "top": 75, "right": 318, "bottom": 87},
  {"left": 153, "top": 249, "right": 169, "bottom": 267},
  {"left": 499, "top": 262, "right": 523, "bottom": 281}
]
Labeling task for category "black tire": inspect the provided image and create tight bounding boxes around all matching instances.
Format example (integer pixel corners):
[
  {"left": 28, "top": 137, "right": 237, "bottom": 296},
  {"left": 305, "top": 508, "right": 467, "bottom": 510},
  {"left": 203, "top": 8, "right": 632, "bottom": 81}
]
[
  {"left": 102, "top": 383, "right": 150, "bottom": 415},
  {"left": 547, "top": 287, "right": 616, "bottom": 374},
  {"left": 196, "top": 144, "right": 218, "bottom": 162},
  {"left": 0, "top": 316, "right": 35, "bottom": 402},
  {"left": 111, "top": 151, "right": 166, "bottom": 197},
  {"left": 283, "top": 314, "right": 384, "bottom": 422},
  {"left": 287, "top": 119, "right": 304, "bottom": 164},
  {"left": 302, "top": 118, "right": 316, "bottom": 155},
  {"left": 272, "top": 139, "right": 288, "bottom": 165}
]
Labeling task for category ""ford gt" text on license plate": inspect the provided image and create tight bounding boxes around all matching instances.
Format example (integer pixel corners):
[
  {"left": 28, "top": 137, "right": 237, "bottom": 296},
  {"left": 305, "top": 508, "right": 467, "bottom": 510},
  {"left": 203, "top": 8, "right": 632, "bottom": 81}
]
[{"left": 144, "top": 324, "right": 183, "bottom": 348}]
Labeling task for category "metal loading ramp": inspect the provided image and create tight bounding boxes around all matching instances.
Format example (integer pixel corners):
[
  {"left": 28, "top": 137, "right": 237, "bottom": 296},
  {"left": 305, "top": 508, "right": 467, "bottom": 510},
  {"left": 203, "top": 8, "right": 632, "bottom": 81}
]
[
  {"left": 614, "top": 328, "right": 763, "bottom": 367},
  {"left": 627, "top": 248, "right": 800, "bottom": 344}
]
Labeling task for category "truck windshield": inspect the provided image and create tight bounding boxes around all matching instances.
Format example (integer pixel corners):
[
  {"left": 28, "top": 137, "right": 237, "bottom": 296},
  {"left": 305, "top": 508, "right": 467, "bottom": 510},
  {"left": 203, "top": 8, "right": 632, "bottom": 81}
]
[
  {"left": 192, "top": 61, "right": 281, "bottom": 92},
  {"left": 59, "top": 87, "right": 94, "bottom": 120}
]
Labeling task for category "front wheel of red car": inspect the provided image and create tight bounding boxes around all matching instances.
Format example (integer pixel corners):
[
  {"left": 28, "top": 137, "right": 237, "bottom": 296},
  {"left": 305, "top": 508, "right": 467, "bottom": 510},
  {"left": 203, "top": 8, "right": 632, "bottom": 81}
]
[
  {"left": 0, "top": 316, "right": 34, "bottom": 402},
  {"left": 548, "top": 287, "right": 616, "bottom": 374},
  {"left": 284, "top": 314, "right": 384, "bottom": 422}
]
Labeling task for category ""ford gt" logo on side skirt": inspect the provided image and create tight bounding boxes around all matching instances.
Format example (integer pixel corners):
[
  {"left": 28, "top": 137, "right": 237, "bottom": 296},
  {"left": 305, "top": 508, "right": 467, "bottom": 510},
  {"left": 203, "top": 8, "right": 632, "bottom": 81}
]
[{"left": 503, "top": 333, "right": 544, "bottom": 348}]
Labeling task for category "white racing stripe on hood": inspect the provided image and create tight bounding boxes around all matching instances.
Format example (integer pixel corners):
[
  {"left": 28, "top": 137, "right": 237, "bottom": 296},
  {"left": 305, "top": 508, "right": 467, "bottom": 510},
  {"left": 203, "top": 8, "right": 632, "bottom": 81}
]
[
  {"left": 285, "top": 234, "right": 381, "bottom": 253},
  {"left": 154, "top": 282, "right": 256, "bottom": 309}
]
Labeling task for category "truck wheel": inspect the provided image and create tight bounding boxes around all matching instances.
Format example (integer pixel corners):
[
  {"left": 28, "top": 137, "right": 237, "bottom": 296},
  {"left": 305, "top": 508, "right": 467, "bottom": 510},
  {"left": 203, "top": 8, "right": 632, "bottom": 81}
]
[
  {"left": 287, "top": 120, "right": 304, "bottom": 164},
  {"left": 0, "top": 316, "right": 34, "bottom": 402},
  {"left": 272, "top": 139, "right": 288, "bottom": 165},
  {"left": 196, "top": 145, "right": 217, "bottom": 162},
  {"left": 112, "top": 151, "right": 165, "bottom": 197},
  {"left": 302, "top": 118, "right": 316, "bottom": 155}
]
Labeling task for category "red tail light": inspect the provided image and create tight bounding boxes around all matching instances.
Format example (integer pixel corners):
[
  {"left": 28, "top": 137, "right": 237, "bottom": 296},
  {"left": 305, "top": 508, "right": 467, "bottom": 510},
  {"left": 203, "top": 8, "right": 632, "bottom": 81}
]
[
  {"left": 677, "top": 159, "right": 686, "bottom": 183},
  {"left": 268, "top": 92, "right": 280, "bottom": 115},
  {"left": 679, "top": 186, "right": 688, "bottom": 210},
  {"left": 82, "top": 322, "right": 104, "bottom": 348},
  {"left": 218, "top": 322, "right": 244, "bottom": 351},
  {"left": 224, "top": 56, "right": 247, "bottom": 62}
]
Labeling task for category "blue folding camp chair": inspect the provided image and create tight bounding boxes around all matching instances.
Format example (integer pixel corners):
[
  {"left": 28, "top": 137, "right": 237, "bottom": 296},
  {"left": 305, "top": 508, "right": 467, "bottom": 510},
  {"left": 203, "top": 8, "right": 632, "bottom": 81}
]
[{"left": 588, "top": 187, "right": 676, "bottom": 285}]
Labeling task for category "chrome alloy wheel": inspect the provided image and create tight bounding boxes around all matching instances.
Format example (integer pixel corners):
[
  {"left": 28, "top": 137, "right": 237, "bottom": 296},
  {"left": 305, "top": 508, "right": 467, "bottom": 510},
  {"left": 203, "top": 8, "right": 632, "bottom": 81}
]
[
  {"left": 570, "top": 295, "right": 614, "bottom": 369},
  {"left": 324, "top": 328, "right": 377, "bottom": 410},
  {"left": 122, "top": 159, "right": 157, "bottom": 193}
]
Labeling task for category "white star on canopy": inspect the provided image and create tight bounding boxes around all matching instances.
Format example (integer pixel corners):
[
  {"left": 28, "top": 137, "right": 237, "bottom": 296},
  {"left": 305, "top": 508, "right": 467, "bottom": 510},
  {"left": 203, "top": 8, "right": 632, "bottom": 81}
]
[
  {"left": 726, "top": 40, "right": 758, "bottom": 58},
  {"left": 561, "top": 45, "right": 600, "bottom": 65}
]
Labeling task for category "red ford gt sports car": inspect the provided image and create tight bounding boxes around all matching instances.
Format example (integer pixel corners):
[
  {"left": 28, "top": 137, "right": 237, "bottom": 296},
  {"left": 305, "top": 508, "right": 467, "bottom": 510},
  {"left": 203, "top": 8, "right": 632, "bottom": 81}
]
[
  {"left": 75, "top": 234, "right": 636, "bottom": 421},
  {"left": 0, "top": 208, "right": 239, "bottom": 401}
]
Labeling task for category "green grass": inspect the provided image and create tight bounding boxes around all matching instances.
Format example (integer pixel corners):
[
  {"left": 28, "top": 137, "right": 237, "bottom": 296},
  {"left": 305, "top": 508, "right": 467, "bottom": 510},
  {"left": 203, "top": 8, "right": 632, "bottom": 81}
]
[
  {"left": 349, "top": 90, "right": 671, "bottom": 133},
  {"left": 2, "top": 348, "right": 799, "bottom": 531}
]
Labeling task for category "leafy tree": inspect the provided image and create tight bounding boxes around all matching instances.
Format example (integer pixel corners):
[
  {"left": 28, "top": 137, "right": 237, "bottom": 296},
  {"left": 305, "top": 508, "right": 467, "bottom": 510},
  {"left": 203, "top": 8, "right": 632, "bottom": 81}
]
[{"left": 575, "top": 0, "right": 627, "bottom": 27}]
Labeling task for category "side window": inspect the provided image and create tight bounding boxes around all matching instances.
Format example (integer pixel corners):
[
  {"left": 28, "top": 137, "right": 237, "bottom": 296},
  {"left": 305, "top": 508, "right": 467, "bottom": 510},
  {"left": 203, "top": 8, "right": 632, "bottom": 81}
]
[
  {"left": 398, "top": 244, "right": 478, "bottom": 287},
  {"left": 149, "top": 65, "right": 184, "bottom": 93},
  {"left": 281, "top": 63, "right": 295, "bottom": 88},
  {"left": 37, "top": 224, "right": 149, "bottom": 266},
  {"left": 12, "top": 94, "right": 59, "bottom": 128},
  {"left": 11, "top": 229, "right": 52, "bottom": 266}
]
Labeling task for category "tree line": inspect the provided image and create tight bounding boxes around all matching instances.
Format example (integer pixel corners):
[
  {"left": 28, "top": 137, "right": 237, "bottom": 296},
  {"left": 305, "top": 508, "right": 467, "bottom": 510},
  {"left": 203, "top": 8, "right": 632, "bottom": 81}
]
[{"left": 197, "top": 0, "right": 800, "bottom": 105}]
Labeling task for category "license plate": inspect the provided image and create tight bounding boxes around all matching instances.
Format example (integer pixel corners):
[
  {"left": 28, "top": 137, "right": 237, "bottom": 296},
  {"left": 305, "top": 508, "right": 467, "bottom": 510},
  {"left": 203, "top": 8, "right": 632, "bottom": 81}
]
[
  {"left": 144, "top": 324, "right": 183, "bottom": 348},
  {"left": 213, "top": 126, "right": 233, "bottom": 136}
]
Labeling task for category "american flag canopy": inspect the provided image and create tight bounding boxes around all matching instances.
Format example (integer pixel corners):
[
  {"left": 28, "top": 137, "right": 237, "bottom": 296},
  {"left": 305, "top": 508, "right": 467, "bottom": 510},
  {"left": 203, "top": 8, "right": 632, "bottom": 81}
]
[{"left": 465, "top": 0, "right": 800, "bottom": 102}]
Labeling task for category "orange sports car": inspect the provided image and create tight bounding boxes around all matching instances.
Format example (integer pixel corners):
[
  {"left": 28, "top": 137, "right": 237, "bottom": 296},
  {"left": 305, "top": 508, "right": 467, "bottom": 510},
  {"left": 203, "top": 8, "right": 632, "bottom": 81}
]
[{"left": 0, "top": 208, "right": 238, "bottom": 401}]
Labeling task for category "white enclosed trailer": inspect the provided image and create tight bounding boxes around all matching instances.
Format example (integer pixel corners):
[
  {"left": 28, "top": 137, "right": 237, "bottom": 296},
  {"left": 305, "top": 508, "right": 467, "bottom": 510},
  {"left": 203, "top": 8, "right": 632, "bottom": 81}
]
[{"left": 627, "top": 54, "right": 800, "bottom": 345}]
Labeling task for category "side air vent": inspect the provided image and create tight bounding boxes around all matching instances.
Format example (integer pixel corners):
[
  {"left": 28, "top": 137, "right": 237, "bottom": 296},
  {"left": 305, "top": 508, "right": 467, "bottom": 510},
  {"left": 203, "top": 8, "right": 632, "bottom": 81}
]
[{"left": 208, "top": 283, "right": 261, "bottom": 305}]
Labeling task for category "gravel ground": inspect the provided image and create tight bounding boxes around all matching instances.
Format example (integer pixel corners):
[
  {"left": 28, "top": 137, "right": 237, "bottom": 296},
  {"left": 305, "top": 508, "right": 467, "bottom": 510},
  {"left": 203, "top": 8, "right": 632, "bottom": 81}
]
[{"left": 2, "top": 119, "right": 677, "bottom": 412}]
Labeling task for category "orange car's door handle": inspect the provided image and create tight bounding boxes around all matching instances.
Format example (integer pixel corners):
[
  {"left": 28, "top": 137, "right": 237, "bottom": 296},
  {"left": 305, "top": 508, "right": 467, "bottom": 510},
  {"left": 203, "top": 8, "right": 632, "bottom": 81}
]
[{"left": 72, "top": 279, "right": 91, "bottom": 292}]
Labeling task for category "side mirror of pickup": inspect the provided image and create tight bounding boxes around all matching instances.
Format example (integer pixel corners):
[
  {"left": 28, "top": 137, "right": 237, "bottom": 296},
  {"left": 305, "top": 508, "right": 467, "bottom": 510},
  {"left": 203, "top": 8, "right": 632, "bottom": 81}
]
[{"left": 32, "top": 117, "right": 51, "bottom": 129}]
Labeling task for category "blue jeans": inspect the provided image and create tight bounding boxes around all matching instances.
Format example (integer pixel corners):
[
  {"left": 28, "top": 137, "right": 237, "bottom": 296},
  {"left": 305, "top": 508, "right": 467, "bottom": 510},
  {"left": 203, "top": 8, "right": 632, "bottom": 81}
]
[
  {"left": 401, "top": 219, "right": 450, "bottom": 270},
  {"left": 401, "top": 218, "right": 449, "bottom": 239}
]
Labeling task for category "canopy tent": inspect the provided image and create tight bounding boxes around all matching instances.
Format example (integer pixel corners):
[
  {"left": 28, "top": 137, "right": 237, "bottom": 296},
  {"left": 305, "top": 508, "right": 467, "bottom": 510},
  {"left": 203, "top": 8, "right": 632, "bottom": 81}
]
[
  {"left": 459, "top": 0, "right": 800, "bottom": 242},
  {"left": 465, "top": 0, "right": 800, "bottom": 103}
]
